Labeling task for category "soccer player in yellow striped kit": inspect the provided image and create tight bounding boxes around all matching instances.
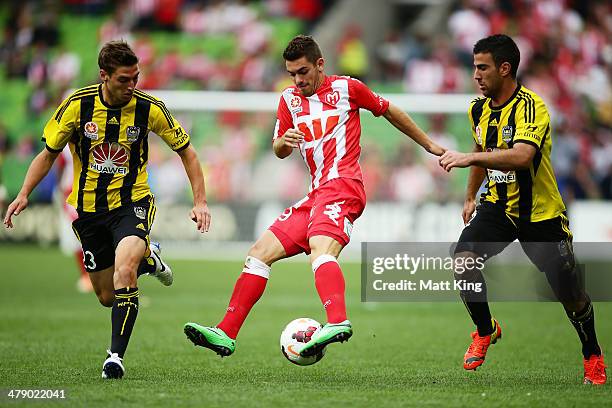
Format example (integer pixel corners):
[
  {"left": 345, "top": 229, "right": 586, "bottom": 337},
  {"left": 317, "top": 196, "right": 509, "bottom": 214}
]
[
  {"left": 4, "top": 41, "right": 211, "bottom": 379},
  {"left": 440, "top": 34, "right": 606, "bottom": 385}
]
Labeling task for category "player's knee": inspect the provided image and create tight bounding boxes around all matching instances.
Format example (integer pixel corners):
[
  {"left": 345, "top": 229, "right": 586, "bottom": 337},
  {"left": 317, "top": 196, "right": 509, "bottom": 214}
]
[
  {"left": 97, "top": 292, "right": 114, "bottom": 307},
  {"left": 309, "top": 236, "right": 342, "bottom": 260},
  {"left": 247, "top": 241, "right": 275, "bottom": 266},
  {"left": 114, "top": 263, "right": 138, "bottom": 287},
  {"left": 453, "top": 251, "right": 484, "bottom": 282}
]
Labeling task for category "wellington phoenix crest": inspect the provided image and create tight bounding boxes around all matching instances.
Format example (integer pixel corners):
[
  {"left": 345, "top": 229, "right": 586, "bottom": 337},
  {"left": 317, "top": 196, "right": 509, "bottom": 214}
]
[
  {"left": 90, "top": 142, "right": 129, "bottom": 175},
  {"left": 126, "top": 126, "right": 140, "bottom": 143}
]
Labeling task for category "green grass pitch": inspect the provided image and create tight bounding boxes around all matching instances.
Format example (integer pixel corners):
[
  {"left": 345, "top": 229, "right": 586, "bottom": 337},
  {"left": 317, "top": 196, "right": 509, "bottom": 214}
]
[{"left": 1, "top": 244, "right": 610, "bottom": 407}]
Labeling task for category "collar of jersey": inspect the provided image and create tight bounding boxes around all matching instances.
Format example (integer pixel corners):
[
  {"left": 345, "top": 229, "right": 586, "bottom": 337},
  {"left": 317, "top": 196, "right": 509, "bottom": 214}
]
[
  {"left": 98, "top": 84, "right": 132, "bottom": 110},
  {"left": 488, "top": 83, "right": 522, "bottom": 111}
]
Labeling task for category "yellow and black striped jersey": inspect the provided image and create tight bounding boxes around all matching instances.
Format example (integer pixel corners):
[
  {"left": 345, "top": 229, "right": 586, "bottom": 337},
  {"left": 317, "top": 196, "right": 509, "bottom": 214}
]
[
  {"left": 43, "top": 84, "right": 190, "bottom": 213},
  {"left": 468, "top": 85, "right": 565, "bottom": 222}
]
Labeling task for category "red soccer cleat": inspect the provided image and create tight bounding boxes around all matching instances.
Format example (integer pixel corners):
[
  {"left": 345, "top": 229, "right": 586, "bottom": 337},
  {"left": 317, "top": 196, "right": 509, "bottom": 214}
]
[
  {"left": 463, "top": 319, "right": 502, "bottom": 370},
  {"left": 583, "top": 354, "right": 607, "bottom": 385}
]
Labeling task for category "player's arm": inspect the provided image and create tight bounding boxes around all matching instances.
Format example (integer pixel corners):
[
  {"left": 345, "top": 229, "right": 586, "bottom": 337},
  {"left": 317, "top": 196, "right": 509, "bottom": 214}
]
[
  {"left": 461, "top": 144, "right": 487, "bottom": 224},
  {"left": 382, "top": 103, "right": 446, "bottom": 156},
  {"left": 272, "top": 92, "right": 301, "bottom": 159},
  {"left": 176, "top": 144, "right": 210, "bottom": 233},
  {"left": 439, "top": 143, "right": 536, "bottom": 172},
  {"left": 273, "top": 128, "right": 304, "bottom": 159},
  {"left": 3, "top": 148, "right": 60, "bottom": 228},
  {"left": 4, "top": 93, "right": 75, "bottom": 228},
  {"left": 441, "top": 96, "right": 546, "bottom": 172}
]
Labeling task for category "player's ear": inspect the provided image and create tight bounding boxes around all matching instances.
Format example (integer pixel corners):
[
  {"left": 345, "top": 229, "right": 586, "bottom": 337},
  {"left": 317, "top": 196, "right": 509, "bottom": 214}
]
[
  {"left": 316, "top": 57, "right": 325, "bottom": 72},
  {"left": 100, "top": 69, "right": 108, "bottom": 82},
  {"left": 499, "top": 62, "right": 512, "bottom": 78}
]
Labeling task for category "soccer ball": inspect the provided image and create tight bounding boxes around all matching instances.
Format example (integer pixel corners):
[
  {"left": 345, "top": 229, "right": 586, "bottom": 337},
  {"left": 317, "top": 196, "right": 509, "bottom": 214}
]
[{"left": 280, "top": 318, "right": 326, "bottom": 366}]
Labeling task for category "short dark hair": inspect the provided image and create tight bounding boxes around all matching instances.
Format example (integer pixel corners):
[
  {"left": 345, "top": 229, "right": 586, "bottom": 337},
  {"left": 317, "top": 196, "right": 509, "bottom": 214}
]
[
  {"left": 283, "top": 35, "right": 322, "bottom": 64},
  {"left": 98, "top": 41, "right": 139, "bottom": 75},
  {"left": 473, "top": 34, "right": 520, "bottom": 78}
]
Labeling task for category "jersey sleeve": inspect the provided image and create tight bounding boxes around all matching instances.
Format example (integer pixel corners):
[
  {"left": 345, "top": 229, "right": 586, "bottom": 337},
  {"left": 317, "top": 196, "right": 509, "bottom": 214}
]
[
  {"left": 349, "top": 78, "right": 389, "bottom": 116},
  {"left": 468, "top": 99, "right": 480, "bottom": 148},
  {"left": 273, "top": 93, "right": 293, "bottom": 141},
  {"left": 513, "top": 97, "right": 548, "bottom": 149},
  {"left": 42, "top": 97, "right": 79, "bottom": 152},
  {"left": 149, "top": 101, "right": 190, "bottom": 152}
]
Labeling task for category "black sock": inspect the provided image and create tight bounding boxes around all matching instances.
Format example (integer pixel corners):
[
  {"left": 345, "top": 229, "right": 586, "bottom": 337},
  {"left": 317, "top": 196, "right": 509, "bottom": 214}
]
[
  {"left": 457, "top": 267, "right": 493, "bottom": 336},
  {"left": 461, "top": 296, "right": 494, "bottom": 336},
  {"left": 110, "top": 287, "right": 139, "bottom": 358},
  {"left": 566, "top": 301, "right": 601, "bottom": 358},
  {"left": 137, "top": 257, "right": 155, "bottom": 277}
]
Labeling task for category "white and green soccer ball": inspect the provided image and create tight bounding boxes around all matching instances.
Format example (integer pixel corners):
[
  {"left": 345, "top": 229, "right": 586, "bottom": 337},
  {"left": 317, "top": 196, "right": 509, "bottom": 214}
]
[{"left": 280, "top": 318, "right": 326, "bottom": 366}]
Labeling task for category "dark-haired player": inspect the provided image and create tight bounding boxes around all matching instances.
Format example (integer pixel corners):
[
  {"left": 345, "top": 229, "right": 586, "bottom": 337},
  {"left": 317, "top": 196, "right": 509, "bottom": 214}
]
[
  {"left": 439, "top": 34, "right": 606, "bottom": 385},
  {"left": 184, "top": 35, "right": 444, "bottom": 358}
]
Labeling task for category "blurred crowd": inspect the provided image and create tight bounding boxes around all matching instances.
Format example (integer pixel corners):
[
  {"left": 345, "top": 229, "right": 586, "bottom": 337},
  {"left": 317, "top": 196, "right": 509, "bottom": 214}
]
[
  {"left": 377, "top": 0, "right": 611, "bottom": 200},
  {"left": 0, "top": 0, "right": 610, "bottom": 212}
]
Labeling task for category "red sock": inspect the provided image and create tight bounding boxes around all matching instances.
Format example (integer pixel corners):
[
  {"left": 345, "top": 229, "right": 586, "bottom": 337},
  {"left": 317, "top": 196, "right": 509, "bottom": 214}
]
[
  {"left": 217, "top": 257, "right": 270, "bottom": 339},
  {"left": 313, "top": 255, "right": 347, "bottom": 324}
]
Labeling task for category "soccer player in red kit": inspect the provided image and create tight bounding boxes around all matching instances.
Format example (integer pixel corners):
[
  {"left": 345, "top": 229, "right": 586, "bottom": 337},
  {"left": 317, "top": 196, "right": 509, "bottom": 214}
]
[{"left": 184, "top": 35, "right": 445, "bottom": 358}]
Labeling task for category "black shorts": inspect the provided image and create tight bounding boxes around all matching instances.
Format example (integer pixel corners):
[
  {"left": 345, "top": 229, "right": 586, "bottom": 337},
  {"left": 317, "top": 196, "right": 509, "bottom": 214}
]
[
  {"left": 455, "top": 202, "right": 576, "bottom": 283},
  {"left": 71, "top": 195, "right": 156, "bottom": 272}
]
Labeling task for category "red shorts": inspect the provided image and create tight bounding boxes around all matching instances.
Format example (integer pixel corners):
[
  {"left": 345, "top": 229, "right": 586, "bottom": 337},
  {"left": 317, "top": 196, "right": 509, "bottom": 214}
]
[{"left": 269, "top": 178, "right": 366, "bottom": 256}]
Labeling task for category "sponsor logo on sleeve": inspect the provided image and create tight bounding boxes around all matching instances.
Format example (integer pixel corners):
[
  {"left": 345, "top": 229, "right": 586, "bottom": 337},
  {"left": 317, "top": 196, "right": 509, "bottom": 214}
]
[{"left": 171, "top": 128, "right": 189, "bottom": 149}]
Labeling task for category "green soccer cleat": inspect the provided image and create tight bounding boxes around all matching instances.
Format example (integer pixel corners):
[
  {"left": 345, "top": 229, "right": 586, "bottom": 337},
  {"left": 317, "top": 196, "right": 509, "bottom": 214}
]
[
  {"left": 184, "top": 323, "right": 235, "bottom": 357},
  {"left": 299, "top": 320, "right": 352, "bottom": 357}
]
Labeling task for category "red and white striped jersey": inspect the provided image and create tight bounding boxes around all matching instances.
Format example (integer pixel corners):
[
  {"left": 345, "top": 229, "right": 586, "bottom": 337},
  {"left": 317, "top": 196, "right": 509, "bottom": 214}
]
[{"left": 274, "top": 75, "right": 389, "bottom": 192}]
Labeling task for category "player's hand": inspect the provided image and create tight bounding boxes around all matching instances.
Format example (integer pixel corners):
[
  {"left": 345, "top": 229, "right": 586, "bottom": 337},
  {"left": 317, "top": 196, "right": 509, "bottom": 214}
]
[
  {"left": 190, "top": 202, "right": 211, "bottom": 233},
  {"left": 3, "top": 195, "right": 29, "bottom": 229},
  {"left": 462, "top": 198, "right": 476, "bottom": 225},
  {"left": 428, "top": 142, "right": 446, "bottom": 157},
  {"left": 439, "top": 150, "right": 471, "bottom": 172},
  {"left": 282, "top": 128, "right": 305, "bottom": 148}
]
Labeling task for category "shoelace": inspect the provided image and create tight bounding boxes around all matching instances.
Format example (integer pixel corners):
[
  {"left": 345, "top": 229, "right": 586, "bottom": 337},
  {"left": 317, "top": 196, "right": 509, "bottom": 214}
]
[
  {"left": 467, "top": 333, "right": 490, "bottom": 356},
  {"left": 106, "top": 349, "right": 122, "bottom": 361}
]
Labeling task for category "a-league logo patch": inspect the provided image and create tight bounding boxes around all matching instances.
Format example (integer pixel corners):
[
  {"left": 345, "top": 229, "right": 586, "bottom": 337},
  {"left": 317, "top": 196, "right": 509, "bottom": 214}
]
[
  {"left": 126, "top": 126, "right": 140, "bottom": 142},
  {"left": 290, "top": 96, "right": 302, "bottom": 113},
  {"left": 134, "top": 206, "right": 146, "bottom": 220},
  {"left": 84, "top": 121, "right": 99, "bottom": 140}
]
